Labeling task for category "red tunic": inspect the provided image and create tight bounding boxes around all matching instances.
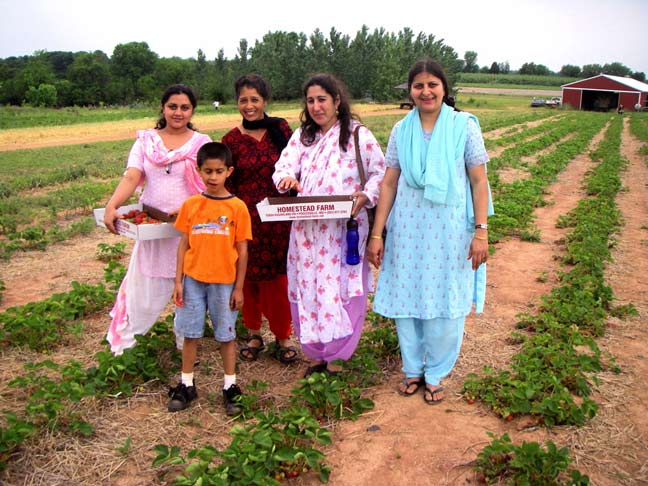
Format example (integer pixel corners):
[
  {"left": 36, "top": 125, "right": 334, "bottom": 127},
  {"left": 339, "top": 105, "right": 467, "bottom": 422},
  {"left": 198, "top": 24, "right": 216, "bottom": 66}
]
[{"left": 222, "top": 120, "right": 293, "bottom": 282}]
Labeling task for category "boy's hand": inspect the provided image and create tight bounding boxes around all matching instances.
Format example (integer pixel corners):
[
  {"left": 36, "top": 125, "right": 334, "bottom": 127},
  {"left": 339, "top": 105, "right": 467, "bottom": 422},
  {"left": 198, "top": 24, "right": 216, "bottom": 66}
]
[
  {"left": 173, "top": 282, "right": 184, "bottom": 307},
  {"left": 229, "top": 288, "right": 244, "bottom": 311}
]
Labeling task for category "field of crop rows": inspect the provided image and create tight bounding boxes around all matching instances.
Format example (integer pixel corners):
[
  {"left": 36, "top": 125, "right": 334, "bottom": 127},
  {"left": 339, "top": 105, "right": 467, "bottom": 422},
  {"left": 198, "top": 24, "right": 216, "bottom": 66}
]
[{"left": 1, "top": 107, "right": 647, "bottom": 485}]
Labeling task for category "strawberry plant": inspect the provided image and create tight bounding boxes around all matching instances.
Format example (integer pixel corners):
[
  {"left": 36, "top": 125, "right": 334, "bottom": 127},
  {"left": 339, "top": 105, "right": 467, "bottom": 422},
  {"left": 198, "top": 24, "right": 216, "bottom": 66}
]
[
  {"left": 290, "top": 372, "right": 374, "bottom": 421},
  {"left": 87, "top": 319, "right": 178, "bottom": 396},
  {"left": 230, "top": 380, "right": 273, "bottom": 420},
  {"left": 0, "top": 413, "right": 37, "bottom": 471},
  {"left": 103, "top": 260, "right": 126, "bottom": 292},
  {"left": 0, "top": 280, "right": 114, "bottom": 350},
  {"left": 0, "top": 217, "right": 95, "bottom": 260},
  {"left": 96, "top": 242, "right": 127, "bottom": 262},
  {"left": 474, "top": 433, "right": 589, "bottom": 485},
  {"left": 154, "top": 406, "right": 332, "bottom": 485},
  {"left": 629, "top": 114, "right": 648, "bottom": 144}
]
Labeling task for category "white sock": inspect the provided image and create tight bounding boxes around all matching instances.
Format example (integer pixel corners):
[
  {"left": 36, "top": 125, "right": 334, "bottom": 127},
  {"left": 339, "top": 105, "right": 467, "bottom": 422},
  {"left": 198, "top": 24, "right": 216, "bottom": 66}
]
[
  {"left": 223, "top": 374, "right": 236, "bottom": 390},
  {"left": 181, "top": 372, "right": 194, "bottom": 386}
]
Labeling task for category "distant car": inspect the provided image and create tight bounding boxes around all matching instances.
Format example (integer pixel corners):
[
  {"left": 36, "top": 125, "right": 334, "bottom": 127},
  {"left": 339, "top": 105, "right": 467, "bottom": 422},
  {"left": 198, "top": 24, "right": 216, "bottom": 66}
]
[
  {"left": 531, "top": 98, "right": 546, "bottom": 107},
  {"left": 545, "top": 97, "right": 562, "bottom": 107},
  {"left": 399, "top": 101, "right": 414, "bottom": 110}
]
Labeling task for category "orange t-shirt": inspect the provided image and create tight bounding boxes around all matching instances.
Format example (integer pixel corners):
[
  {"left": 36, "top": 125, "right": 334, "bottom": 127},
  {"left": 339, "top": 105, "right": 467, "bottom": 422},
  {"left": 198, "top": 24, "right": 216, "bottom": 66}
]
[{"left": 174, "top": 194, "right": 252, "bottom": 284}]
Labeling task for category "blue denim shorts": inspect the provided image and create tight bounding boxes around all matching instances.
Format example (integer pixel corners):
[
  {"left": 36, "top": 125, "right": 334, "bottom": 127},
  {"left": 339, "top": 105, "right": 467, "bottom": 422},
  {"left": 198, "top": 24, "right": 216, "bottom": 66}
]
[{"left": 175, "top": 275, "right": 237, "bottom": 342}]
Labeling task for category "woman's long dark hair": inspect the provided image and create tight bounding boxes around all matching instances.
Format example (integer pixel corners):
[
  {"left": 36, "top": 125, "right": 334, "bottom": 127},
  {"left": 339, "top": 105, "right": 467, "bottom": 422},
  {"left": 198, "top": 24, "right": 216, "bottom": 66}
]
[
  {"left": 155, "top": 84, "right": 198, "bottom": 130},
  {"left": 407, "top": 59, "right": 458, "bottom": 111},
  {"left": 299, "top": 73, "right": 359, "bottom": 151}
]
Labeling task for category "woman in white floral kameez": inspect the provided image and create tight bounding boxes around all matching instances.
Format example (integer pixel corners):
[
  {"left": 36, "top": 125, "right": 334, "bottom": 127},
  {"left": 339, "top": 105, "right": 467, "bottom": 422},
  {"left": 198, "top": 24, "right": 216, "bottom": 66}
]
[{"left": 273, "top": 73, "right": 385, "bottom": 376}]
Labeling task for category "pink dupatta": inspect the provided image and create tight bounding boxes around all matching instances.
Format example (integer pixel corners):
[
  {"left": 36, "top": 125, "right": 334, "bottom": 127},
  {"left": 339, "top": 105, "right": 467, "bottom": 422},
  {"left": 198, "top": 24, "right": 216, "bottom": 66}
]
[{"left": 135, "top": 129, "right": 206, "bottom": 194}]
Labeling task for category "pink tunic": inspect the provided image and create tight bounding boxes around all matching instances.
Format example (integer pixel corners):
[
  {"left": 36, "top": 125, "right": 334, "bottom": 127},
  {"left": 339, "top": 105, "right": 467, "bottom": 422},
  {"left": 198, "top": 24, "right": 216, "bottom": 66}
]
[
  {"left": 126, "top": 129, "right": 212, "bottom": 278},
  {"left": 107, "top": 129, "right": 211, "bottom": 354}
]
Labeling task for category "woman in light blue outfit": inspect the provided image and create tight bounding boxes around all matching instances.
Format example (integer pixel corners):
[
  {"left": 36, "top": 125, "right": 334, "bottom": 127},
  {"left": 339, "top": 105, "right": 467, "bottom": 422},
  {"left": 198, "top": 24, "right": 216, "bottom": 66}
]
[{"left": 366, "top": 59, "right": 493, "bottom": 405}]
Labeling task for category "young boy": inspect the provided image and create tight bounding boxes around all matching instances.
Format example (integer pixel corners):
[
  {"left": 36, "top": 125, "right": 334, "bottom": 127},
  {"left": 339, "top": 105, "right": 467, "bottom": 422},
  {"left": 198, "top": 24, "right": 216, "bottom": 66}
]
[{"left": 168, "top": 142, "right": 252, "bottom": 415}]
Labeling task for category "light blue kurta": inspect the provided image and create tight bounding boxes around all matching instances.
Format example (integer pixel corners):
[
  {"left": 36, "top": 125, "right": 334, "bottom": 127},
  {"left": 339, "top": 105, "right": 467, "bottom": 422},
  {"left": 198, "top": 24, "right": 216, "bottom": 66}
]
[{"left": 373, "top": 117, "right": 490, "bottom": 319}]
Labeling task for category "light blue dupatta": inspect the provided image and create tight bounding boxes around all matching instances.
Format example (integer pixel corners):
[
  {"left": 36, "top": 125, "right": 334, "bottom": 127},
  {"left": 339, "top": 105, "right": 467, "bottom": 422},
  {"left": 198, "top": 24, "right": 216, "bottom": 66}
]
[
  {"left": 396, "top": 103, "right": 494, "bottom": 314},
  {"left": 397, "top": 103, "right": 466, "bottom": 206}
]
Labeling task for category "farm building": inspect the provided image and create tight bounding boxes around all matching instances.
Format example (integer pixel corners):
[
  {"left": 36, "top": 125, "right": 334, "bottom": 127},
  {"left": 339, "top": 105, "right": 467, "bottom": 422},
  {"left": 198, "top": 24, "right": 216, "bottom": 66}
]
[{"left": 561, "top": 74, "right": 648, "bottom": 112}]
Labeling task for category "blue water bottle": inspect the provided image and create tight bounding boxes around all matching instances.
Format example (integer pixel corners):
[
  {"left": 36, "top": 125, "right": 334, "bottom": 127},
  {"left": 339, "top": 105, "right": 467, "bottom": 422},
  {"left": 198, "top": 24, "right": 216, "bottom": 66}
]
[{"left": 346, "top": 217, "right": 360, "bottom": 265}]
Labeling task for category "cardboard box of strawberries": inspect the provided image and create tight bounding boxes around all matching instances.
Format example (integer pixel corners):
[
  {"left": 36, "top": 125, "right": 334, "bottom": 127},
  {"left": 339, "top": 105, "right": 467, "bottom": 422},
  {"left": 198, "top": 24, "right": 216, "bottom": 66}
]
[{"left": 93, "top": 203, "right": 181, "bottom": 240}]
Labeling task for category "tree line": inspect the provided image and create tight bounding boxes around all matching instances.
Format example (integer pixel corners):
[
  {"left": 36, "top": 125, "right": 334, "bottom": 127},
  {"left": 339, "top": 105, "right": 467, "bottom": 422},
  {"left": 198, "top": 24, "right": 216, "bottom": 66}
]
[
  {"left": 461, "top": 50, "right": 645, "bottom": 81},
  {"left": 1, "top": 26, "right": 645, "bottom": 108},
  {"left": 0, "top": 26, "right": 461, "bottom": 108}
]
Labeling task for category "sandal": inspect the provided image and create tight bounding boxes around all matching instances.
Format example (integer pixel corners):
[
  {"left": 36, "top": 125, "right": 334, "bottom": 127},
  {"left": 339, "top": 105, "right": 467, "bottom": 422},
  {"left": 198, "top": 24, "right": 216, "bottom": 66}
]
[
  {"left": 424, "top": 385, "right": 445, "bottom": 405},
  {"left": 303, "top": 362, "right": 327, "bottom": 378},
  {"left": 272, "top": 341, "right": 299, "bottom": 365},
  {"left": 397, "top": 377, "right": 424, "bottom": 397},
  {"left": 239, "top": 334, "right": 265, "bottom": 362}
]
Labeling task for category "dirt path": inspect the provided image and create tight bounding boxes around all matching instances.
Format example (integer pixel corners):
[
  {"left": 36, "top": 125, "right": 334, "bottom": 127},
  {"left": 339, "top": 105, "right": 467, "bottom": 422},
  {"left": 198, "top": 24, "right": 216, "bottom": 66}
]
[
  {"left": 2, "top": 118, "right": 648, "bottom": 485},
  {"left": 0, "top": 227, "right": 126, "bottom": 311}
]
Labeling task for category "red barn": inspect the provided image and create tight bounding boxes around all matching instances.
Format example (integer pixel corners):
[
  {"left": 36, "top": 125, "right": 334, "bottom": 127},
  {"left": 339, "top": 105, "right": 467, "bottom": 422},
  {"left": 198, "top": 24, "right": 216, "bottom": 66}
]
[{"left": 561, "top": 74, "right": 648, "bottom": 112}]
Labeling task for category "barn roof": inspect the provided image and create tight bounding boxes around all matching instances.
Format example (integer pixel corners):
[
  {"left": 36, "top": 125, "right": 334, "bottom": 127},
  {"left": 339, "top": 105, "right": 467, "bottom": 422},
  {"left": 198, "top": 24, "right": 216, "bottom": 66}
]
[{"left": 562, "top": 74, "right": 648, "bottom": 92}]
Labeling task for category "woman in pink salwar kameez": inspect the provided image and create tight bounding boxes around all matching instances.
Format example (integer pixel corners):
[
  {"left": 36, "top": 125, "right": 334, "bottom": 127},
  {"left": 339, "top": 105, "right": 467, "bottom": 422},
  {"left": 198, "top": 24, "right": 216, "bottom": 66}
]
[
  {"left": 103, "top": 85, "right": 211, "bottom": 355},
  {"left": 273, "top": 74, "right": 385, "bottom": 376}
]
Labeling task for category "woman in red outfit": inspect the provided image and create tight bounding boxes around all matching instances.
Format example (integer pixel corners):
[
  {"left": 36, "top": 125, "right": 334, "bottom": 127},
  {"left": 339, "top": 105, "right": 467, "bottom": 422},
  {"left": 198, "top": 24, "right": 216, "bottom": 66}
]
[{"left": 222, "top": 74, "right": 297, "bottom": 364}]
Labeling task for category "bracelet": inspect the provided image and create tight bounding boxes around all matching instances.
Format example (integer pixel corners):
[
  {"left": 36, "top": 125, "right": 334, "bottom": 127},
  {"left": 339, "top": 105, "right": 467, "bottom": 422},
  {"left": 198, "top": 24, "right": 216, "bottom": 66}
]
[
  {"left": 473, "top": 235, "right": 488, "bottom": 241},
  {"left": 369, "top": 235, "right": 383, "bottom": 240},
  {"left": 475, "top": 224, "right": 488, "bottom": 230}
]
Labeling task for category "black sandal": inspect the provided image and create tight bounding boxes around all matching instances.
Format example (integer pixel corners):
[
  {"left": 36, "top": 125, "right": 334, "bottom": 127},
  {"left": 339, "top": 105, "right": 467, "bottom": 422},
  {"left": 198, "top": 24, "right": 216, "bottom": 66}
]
[
  {"left": 424, "top": 385, "right": 445, "bottom": 405},
  {"left": 272, "top": 341, "right": 299, "bottom": 365},
  {"left": 239, "top": 334, "right": 265, "bottom": 362},
  {"left": 303, "top": 362, "right": 327, "bottom": 377},
  {"left": 397, "top": 377, "right": 424, "bottom": 397}
]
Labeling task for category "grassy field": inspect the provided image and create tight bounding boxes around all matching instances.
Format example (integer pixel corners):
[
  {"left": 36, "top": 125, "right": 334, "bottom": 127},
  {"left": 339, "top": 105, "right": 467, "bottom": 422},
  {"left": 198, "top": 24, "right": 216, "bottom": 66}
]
[
  {"left": 0, "top": 92, "right": 547, "bottom": 130},
  {"left": 458, "top": 72, "right": 576, "bottom": 86},
  {"left": 0, "top": 101, "right": 298, "bottom": 130},
  {"left": 458, "top": 82, "right": 565, "bottom": 91}
]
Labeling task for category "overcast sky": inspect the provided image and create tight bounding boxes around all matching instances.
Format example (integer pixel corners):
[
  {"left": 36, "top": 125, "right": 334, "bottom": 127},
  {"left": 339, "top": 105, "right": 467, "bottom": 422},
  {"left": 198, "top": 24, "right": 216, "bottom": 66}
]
[{"left": 1, "top": 0, "right": 647, "bottom": 75}]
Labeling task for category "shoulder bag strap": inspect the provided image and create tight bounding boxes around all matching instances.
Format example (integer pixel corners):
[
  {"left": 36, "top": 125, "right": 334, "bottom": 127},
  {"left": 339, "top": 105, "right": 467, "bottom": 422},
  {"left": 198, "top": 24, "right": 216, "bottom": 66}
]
[{"left": 354, "top": 125, "right": 367, "bottom": 189}]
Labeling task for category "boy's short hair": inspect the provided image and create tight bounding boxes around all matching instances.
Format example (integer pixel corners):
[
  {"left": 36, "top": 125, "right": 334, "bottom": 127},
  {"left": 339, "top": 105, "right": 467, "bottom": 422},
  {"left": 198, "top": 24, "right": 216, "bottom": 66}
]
[{"left": 197, "top": 142, "right": 233, "bottom": 168}]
